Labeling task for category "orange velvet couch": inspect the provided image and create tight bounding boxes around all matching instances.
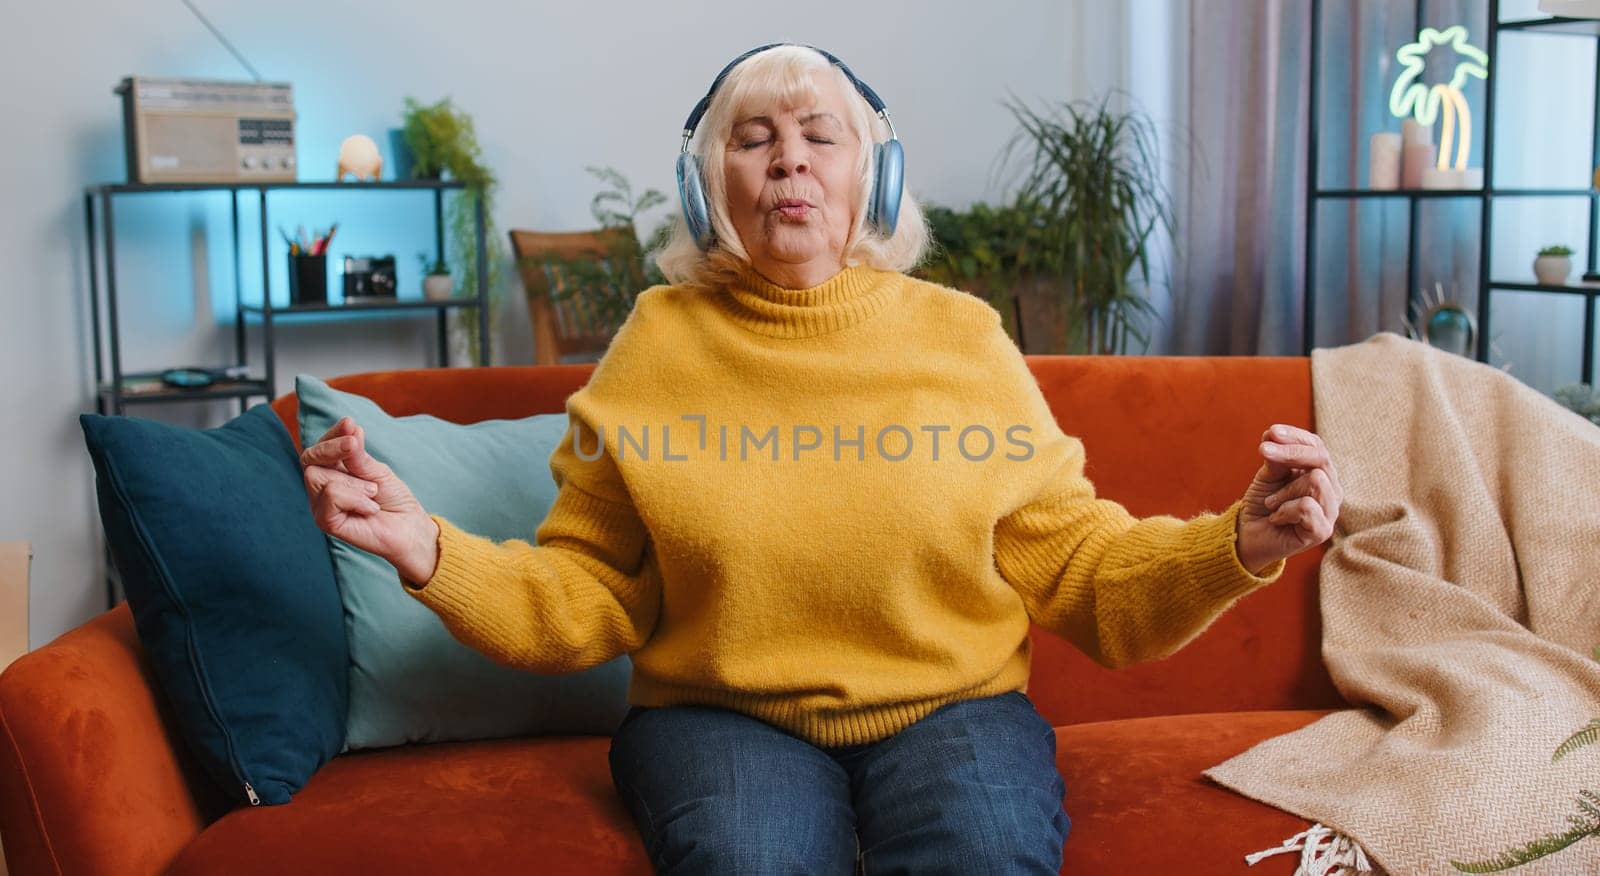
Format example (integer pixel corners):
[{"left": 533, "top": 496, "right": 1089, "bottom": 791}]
[{"left": 0, "top": 356, "right": 1349, "bottom": 874}]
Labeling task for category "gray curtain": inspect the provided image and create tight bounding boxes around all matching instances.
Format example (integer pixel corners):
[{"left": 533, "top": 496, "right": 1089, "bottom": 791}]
[{"left": 1164, "top": 0, "right": 1312, "bottom": 356}]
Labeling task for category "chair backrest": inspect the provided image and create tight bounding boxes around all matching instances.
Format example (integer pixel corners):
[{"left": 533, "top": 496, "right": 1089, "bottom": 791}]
[{"left": 509, "top": 227, "right": 636, "bottom": 366}]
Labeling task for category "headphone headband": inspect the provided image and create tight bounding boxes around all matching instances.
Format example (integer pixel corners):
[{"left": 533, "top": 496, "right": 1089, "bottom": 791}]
[{"left": 679, "top": 43, "right": 892, "bottom": 143}]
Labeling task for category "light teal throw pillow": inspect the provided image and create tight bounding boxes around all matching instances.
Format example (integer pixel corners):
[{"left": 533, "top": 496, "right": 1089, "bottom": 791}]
[{"left": 295, "top": 374, "right": 631, "bottom": 751}]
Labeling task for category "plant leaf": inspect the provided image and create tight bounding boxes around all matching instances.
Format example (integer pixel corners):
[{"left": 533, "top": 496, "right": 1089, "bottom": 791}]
[{"left": 1553, "top": 719, "right": 1600, "bottom": 762}]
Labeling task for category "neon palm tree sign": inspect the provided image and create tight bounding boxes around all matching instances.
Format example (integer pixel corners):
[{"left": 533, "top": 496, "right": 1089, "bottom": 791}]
[{"left": 1388, "top": 25, "right": 1489, "bottom": 172}]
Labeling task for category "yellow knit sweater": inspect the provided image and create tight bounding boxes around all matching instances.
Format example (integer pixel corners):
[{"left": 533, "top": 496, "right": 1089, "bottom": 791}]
[{"left": 401, "top": 264, "right": 1284, "bottom": 748}]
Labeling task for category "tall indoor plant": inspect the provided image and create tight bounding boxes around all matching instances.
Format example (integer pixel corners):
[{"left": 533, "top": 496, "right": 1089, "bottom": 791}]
[
  {"left": 998, "top": 94, "right": 1175, "bottom": 355},
  {"left": 915, "top": 201, "right": 1040, "bottom": 346},
  {"left": 519, "top": 166, "right": 673, "bottom": 333},
  {"left": 400, "top": 96, "right": 505, "bottom": 365}
]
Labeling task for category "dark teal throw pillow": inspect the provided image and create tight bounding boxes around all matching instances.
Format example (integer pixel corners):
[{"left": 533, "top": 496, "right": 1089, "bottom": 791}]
[{"left": 79, "top": 404, "right": 347, "bottom": 807}]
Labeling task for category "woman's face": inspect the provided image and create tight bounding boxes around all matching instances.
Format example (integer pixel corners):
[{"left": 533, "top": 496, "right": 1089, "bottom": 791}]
[{"left": 722, "top": 70, "right": 862, "bottom": 288}]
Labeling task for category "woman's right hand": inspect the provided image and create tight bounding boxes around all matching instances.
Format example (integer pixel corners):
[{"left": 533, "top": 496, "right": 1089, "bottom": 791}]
[{"left": 300, "top": 416, "right": 440, "bottom": 584}]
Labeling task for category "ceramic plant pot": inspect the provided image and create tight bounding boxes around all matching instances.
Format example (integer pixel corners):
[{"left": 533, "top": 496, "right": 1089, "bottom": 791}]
[
  {"left": 423, "top": 272, "right": 455, "bottom": 301},
  {"left": 1533, "top": 255, "right": 1572, "bottom": 286}
]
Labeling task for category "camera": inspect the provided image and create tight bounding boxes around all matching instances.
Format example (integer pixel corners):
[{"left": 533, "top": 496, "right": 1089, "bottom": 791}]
[{"left": 342, "top": 255, "right": 397, "bottom": 300}]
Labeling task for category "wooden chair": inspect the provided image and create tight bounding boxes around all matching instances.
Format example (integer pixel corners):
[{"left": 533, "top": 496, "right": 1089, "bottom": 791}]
[{"left": 509, "top": 227, "right": 635, "bottom": 366}]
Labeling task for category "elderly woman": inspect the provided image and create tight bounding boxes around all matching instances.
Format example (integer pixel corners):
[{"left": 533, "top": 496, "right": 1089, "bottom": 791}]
[{"left": 300, "top": 44, "right": 1342, "bottom": 874}]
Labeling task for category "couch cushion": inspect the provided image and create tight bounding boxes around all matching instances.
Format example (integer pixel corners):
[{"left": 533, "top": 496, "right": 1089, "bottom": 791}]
[
  {"left": 78, "top": 404, "right": 347, "bottom": 807},
  {"left": 1057, "top": 709, "right": 1341, "bottom": 874},
  {"left": 167, "top": 735, "right": 650, "bottom": 875},
  {"left": 168, "top": 709, "right": 1337, "bottom": 874},
  {"left": 295, "top": 374, "right": 631, "bottom": 752}
]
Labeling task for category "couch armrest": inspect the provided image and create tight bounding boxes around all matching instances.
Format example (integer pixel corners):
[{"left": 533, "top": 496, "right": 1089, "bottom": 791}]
[{"left": 0, "top": 604, "right": 226, "bottom": 876}]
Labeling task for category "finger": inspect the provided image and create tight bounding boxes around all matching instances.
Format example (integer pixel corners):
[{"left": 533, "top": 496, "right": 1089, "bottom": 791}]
[
  {"left": 340, "top": 427, "right": 391, "bottom": 481},
  {"left": 1259, "top": 440, "right": 1331, "bottom": 471},
  {"left": 1272, "top": 496, "right": 1332, "bottom": 543},
  {"left": 304, "top": 464, "right": 379, "bottom": 499},
  {"left": 300, "top": 435, "right": 358, "bottom": 468},
  {"left": 1266, "top": 468, "right": 1333, "bottom": 516},
  {"left": 1260, "top": 423, "right": 1326, "bottom": 447},
  {"left": 317, "top": 479, "right": 382, "bottom": 519},
  {"left": 315, "top": 416, "right": 356, "bottom": 448}
]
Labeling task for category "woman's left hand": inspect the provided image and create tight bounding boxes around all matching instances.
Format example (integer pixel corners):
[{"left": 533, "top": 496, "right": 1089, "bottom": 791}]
[{"left": 1235, "top": 424, "right": 1343, "bottom": 575}]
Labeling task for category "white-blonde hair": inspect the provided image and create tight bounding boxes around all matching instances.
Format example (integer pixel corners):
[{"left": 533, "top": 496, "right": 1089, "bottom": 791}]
[{"left": 654, "top": 45, "right": 932, "bottom": 289}]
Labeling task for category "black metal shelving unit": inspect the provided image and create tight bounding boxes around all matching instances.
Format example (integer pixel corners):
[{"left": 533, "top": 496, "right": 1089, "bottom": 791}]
[
  {"left": 1304, "top": 0, "right": 1600, "bottom": 387},
  {"left": 84, "top": 179, "right": 491, "bottom": 418}
]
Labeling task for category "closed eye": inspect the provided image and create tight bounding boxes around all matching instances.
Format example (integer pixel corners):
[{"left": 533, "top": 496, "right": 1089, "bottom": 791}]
[{"left": 738, "top": 137, "right": 836, "bottom": 150}]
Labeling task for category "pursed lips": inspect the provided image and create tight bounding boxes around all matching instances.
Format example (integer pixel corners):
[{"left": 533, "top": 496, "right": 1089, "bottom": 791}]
[{"left": 773, "top": 198, "right": 814, "bottom": 218}]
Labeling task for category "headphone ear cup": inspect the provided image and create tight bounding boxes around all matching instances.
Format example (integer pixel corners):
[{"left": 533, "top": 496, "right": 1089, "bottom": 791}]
[
  {"left": 871, "top": 139, "right": 904, "bottom": 237},
  {"left": 676, "top": 152, "right": 713, "bottom": 250}
]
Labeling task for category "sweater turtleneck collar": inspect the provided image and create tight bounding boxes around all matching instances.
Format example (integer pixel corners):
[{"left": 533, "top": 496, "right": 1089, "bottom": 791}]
[{"left": 715, "top": 263, "right": 901, "bottom": 339}]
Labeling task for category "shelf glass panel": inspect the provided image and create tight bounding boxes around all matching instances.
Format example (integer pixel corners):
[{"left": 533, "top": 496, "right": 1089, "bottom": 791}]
[
  {"left": 1314, "top": 2, "right": 1490, "bottom": 192},
  {"left": 241, "top": 298, "right": 474, "bottom": 316},
  {"left": 1489, "top": 198, "right": 1591, "bottom": 293},
  {"left": 1485, "top": 288, "right": 1590, "bottom": 392},
  {"left": 1492, "top": 30, "right": 1596, "bottom": 191},
  {"left": 1490, "top": 280, "right": 1600, "bottom": 295},
  {"left": 1310, "top": 196, "right": 1484, "bottom": 348},
  {"left": 1314, "top": 189, "right": 1595, "bottom": 198},
  {"left": 1315, "top": 189, "right": 1486, "bottom": 199},
  {"left": 1500, "top": 17, "right": 1600, "bottom": 36}
]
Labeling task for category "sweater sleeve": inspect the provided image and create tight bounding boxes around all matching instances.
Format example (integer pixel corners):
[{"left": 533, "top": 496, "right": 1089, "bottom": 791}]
[
  {"left": 396, "top": 292, "right": 672, "bottom": 672},
  {"left": 993, "top": 438, "right": 1284, "bottom": 670},
  {"left": 399, "top": 480, "right": 658, "bottom": 673},
  {"left": 397, "top": 374, "right": 661, "bottom": 673},
  {"left": 981, "top": 311, "right": 1283, "bottom": 670}
]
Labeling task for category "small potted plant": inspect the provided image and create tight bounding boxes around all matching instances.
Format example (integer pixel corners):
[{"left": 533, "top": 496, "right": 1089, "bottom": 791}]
[
  {"left": 417, "top": 253, "right": 453, "bottom": 301},
  {"left": 1534, "top": 244, "right": 1574, "bottom": 286},
  {"left": 398, "top": 96, "right": 503, "bottom": 363},
  {"left": 1552, "top": 383, "right": 1600, "bottom": 427}
]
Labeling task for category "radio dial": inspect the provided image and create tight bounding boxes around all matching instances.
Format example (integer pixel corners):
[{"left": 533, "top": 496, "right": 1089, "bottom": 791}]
[{"left": 242, "top": 157, "right": 258, "bottom": 169}]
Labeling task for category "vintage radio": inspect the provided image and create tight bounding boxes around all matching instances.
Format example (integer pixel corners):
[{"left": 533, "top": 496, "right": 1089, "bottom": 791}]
[{"left": 115, "top": 76, "right": 298, "bottom": 183}]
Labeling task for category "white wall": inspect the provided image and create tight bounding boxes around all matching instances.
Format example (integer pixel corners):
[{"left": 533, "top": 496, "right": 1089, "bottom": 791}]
[{"left": 0, "top": 0, "right": 1082, "bottom": 647}]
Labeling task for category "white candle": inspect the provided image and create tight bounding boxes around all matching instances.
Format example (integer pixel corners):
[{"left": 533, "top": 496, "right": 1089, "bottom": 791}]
[
  {"left": 1421, "top": 167, "right": 1484, "bottom": 190},
  {"left": 1402, "top": 143, "right": 1437, "bottom": 189},
  {"left": 1402, "top": 118, "right": 1433, "bottom": 146},
  {"left": 1369, "top": 133, "right": 1402, "bottom": 190}
]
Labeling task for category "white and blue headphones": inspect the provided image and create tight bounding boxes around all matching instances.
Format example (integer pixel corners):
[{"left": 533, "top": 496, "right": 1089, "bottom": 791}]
[{"left": 676, "top": 43, "right": 904, "bottom": 251}]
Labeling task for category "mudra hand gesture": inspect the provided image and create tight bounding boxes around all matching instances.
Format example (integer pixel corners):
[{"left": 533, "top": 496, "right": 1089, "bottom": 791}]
[
  {"left": 1236, "top": 424, "right": 1343, "bottom": 575},
  {"left": 299, "top": 416, "right": 439, "bottom": 582}
]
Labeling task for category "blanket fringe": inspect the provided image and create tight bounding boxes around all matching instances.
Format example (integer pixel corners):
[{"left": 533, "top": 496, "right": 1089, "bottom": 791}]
[{"left": 1244, "top": 823, "right": 1374, "bottom": 875}]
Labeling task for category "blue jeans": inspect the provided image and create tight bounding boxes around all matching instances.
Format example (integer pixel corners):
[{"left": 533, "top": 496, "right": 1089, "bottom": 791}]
[{"left": 606, "top": 690, "right": 1070, "bottom": 874}]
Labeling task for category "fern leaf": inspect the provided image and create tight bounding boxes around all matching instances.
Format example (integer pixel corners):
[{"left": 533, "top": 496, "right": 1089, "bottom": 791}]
[
  {"left": 1450, "top": 808, "right": 1600, "bottom": 872},
  {"left": 1554, "top": 719, "right": 1600, "bottom": 762},
  {"left": 1578, "top": 790, "right": 1600, "bottom": 821}
]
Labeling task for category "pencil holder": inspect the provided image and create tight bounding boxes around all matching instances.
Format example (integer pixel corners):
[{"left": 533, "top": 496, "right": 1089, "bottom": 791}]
[{"left": 288, "top": 253, "right": 328, "bottom": 306}]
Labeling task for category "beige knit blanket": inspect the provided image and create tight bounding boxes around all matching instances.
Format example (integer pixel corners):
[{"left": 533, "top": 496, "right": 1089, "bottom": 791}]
[{"left": 1201, "top": 332, "right": 1600, "bottom": 875}]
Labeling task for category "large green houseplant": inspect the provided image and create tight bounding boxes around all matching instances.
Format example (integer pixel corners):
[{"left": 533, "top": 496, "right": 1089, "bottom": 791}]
[
  {"left": 521, "top": 166, "right": 672, "bottom": 332},
  {"left": 399, "top": 96, "right": 505, "bottom": 365},
  {"left": 996, "top": 94, "right": 1176, "bottom": 355},
  {"left": 915, "top": 201, "right": 1039, "bottom": 346}
]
